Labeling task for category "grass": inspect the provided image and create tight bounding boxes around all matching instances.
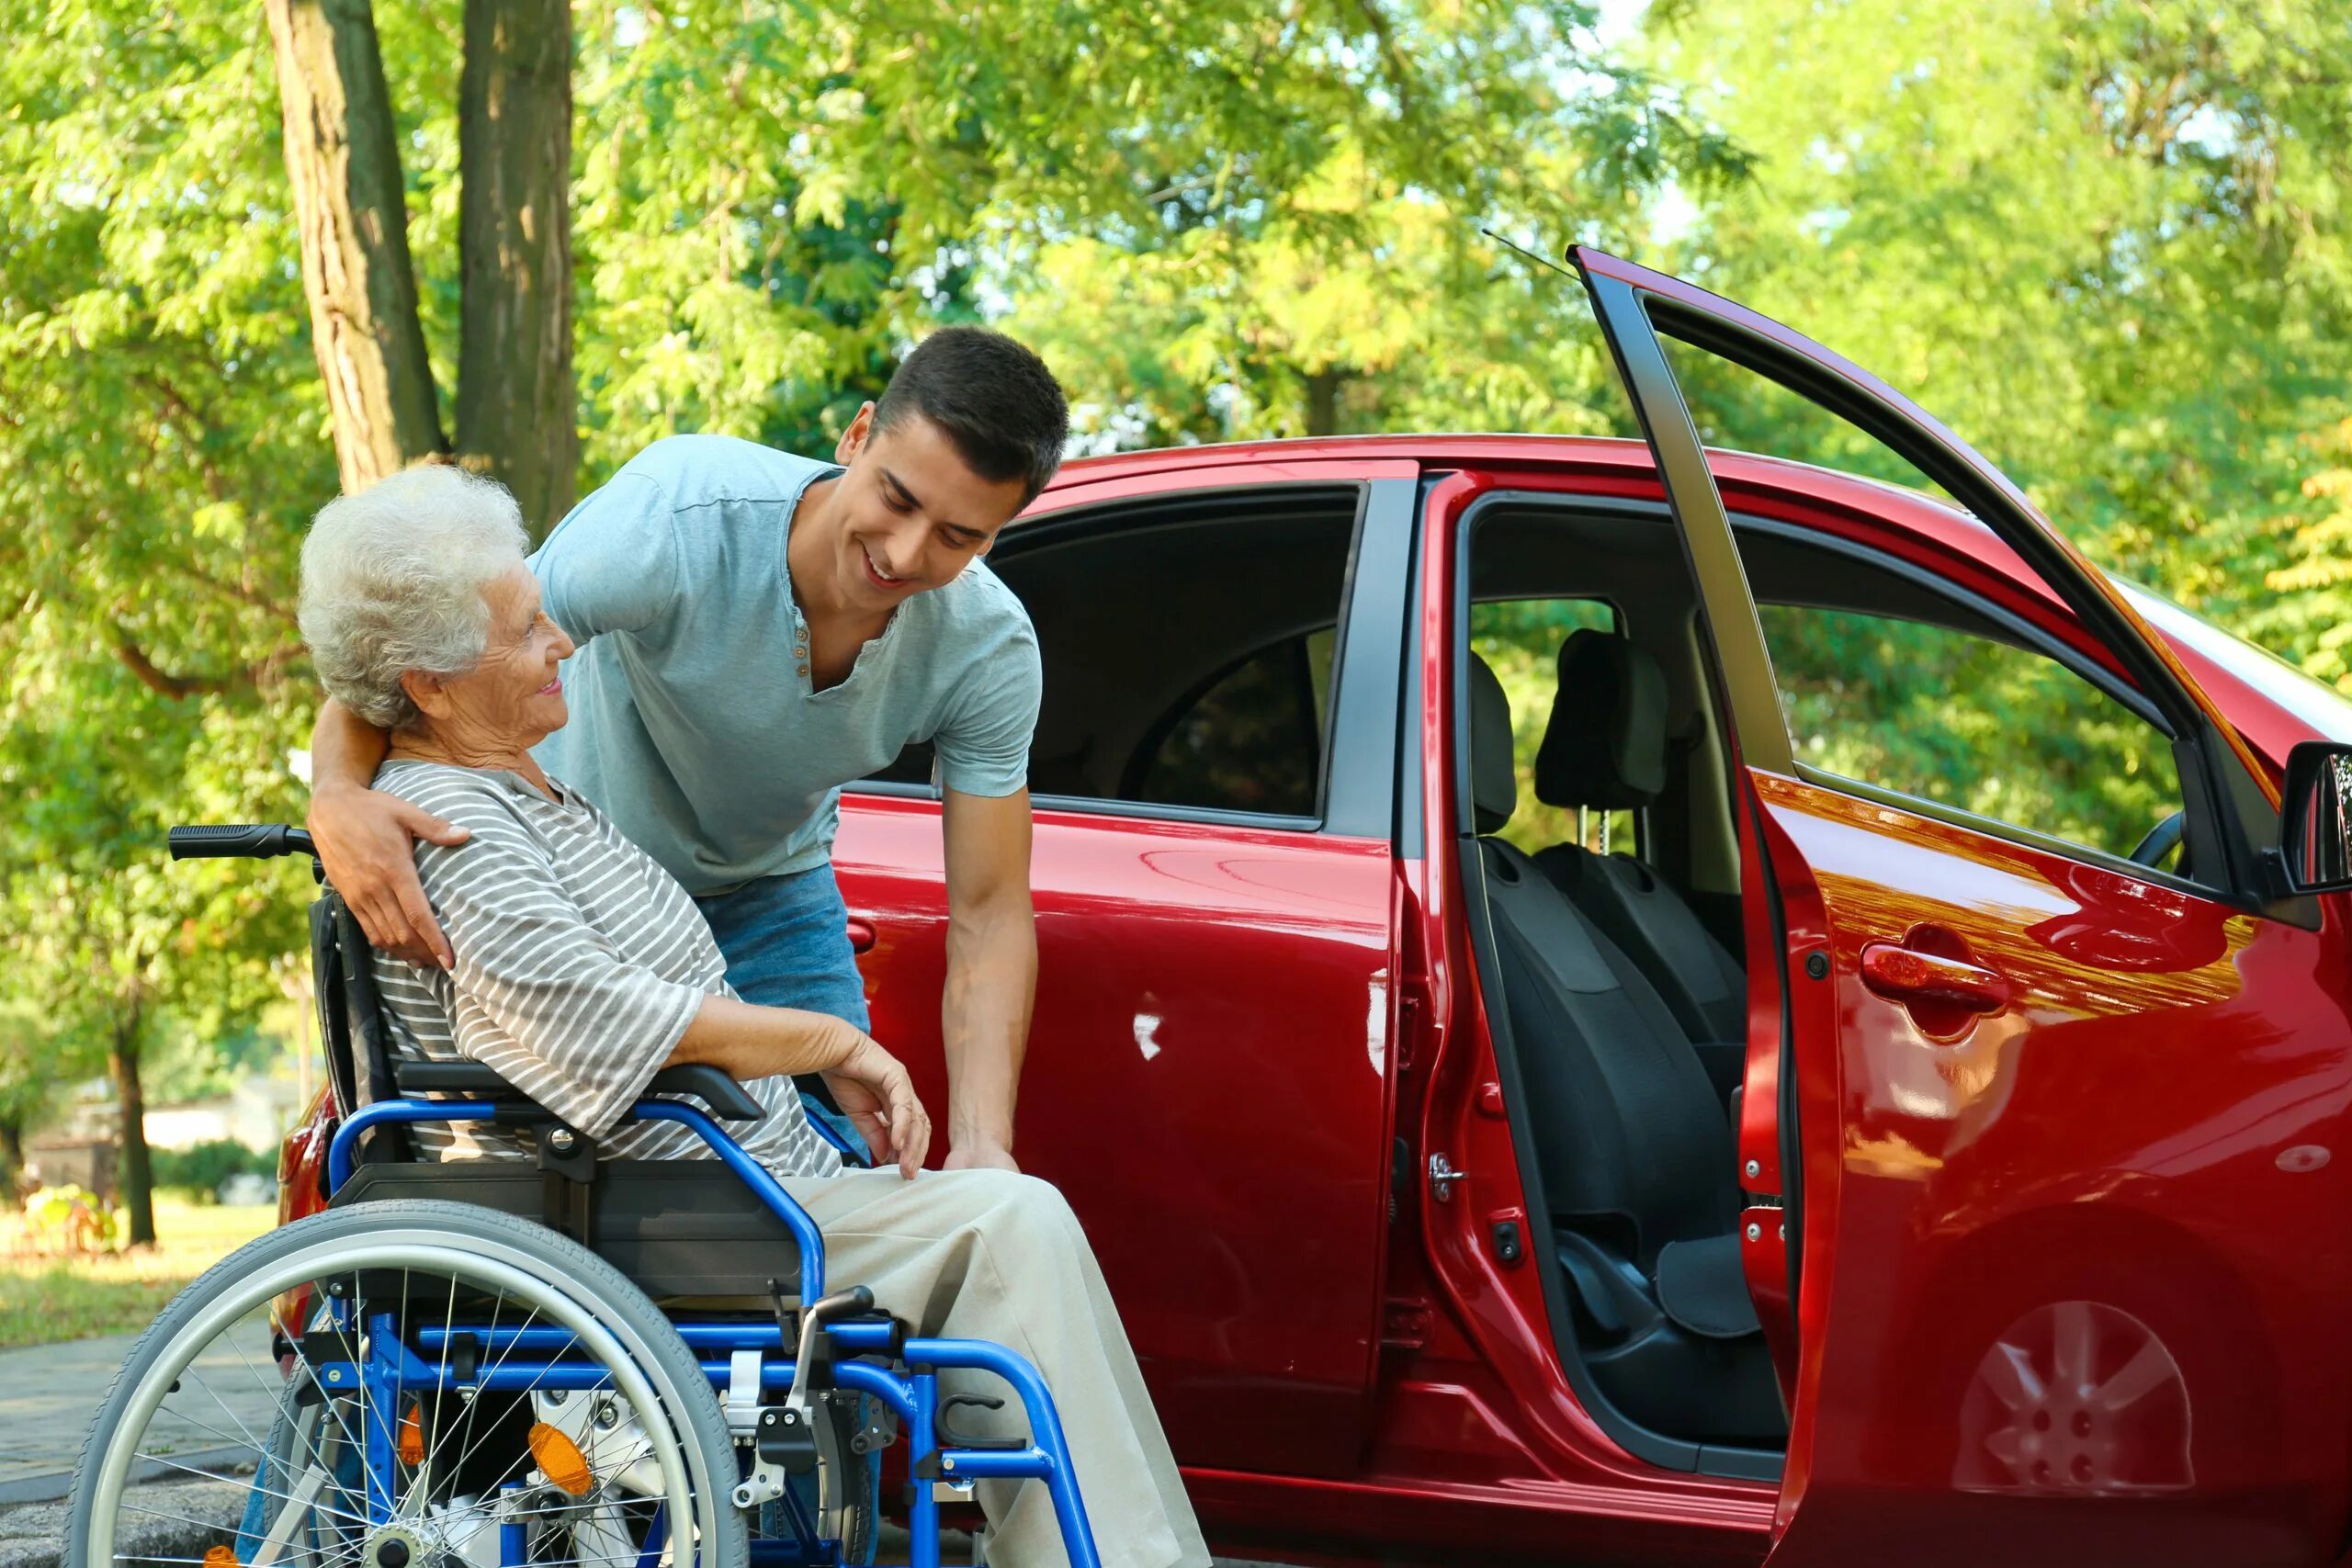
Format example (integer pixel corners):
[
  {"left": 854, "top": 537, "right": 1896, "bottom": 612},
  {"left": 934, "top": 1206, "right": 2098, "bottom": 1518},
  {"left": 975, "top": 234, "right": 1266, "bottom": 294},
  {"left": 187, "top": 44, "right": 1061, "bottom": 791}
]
[{"left": 0, "top": 1199, "right": 276, "bottom": 1350}]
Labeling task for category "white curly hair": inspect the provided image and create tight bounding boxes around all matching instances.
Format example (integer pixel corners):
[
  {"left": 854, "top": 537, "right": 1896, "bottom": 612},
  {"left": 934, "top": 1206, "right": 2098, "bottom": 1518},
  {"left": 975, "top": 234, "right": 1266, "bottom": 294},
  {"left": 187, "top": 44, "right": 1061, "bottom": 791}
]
[{"left": 297, "top": 465, "right": 531, "bottom": 729}]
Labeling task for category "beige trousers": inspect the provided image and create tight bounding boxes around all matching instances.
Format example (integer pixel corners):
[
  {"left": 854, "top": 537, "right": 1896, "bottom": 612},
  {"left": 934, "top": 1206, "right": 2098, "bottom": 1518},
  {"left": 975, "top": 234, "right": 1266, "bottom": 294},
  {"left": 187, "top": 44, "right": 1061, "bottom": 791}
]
[{"left": 775, "top": 1168, "right": 1212, "bottom": 1568}]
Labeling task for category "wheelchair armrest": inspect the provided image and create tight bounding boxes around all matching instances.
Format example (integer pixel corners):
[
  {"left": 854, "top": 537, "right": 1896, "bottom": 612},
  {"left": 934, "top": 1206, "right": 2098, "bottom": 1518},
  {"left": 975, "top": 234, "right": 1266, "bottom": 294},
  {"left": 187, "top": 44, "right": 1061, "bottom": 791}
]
[
  {"left": 391, "top": 1060, "right": 761, "bottom": 1122},
  {"left": 643, "top": 1064, "right": 763, "bottom": 1122},
  {"left": 393, "top": 1060, "right": 530, "bottom": 1099}
]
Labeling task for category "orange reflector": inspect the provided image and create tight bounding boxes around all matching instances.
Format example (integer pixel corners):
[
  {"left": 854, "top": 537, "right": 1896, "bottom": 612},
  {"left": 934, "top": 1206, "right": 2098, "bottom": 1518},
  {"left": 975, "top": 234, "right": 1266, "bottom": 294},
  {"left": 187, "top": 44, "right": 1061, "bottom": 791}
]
[
  {"left": 398, "top": 1402, "right": 425, "bottom": 1467},
  {"left": 203, "top": 1549, "right": 237, "bottom": 1568},
  {"left": 528, "top": 1420, "right": 594, "bottom": 1495}
]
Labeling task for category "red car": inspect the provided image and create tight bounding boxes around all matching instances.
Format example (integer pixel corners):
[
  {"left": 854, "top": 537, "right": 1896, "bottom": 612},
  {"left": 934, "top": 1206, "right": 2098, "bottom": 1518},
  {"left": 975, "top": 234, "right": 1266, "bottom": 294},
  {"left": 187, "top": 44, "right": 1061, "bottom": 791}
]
[{"left": 279, "top": 252, "right": 2352, "bottom": 1566}]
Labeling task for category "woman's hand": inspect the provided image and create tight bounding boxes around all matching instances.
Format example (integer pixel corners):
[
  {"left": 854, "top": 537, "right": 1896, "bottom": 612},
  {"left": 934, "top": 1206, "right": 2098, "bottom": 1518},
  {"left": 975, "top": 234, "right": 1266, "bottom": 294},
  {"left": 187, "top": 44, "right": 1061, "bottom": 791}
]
[{"left": 821, "top": 1033, "right": 931, "bottom": 1179}]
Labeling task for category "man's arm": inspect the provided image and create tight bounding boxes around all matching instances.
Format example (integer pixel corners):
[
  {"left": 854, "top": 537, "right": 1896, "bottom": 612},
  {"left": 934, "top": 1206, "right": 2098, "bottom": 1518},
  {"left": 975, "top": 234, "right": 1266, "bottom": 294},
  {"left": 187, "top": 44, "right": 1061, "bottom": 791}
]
[
  {"left": 937, "top": 785, "right": 1036, "bottom": 1172},
  {"left": 306, "top": 696, "right": 469, "bottom": 966}
]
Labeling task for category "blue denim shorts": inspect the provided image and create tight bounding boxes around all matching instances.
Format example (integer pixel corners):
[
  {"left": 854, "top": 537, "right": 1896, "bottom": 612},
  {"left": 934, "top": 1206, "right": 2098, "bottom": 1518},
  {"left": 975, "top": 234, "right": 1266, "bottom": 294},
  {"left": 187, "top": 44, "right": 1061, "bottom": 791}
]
[{"left": 695, "top": 862, "right": 871, "bottom": 1168}]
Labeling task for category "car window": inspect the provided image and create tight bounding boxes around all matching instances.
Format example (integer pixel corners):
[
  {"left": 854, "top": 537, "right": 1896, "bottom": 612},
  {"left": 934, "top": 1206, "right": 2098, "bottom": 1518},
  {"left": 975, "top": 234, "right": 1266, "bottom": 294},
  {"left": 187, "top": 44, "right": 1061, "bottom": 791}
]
[
  {"left": 1469, "top": 599, "right": 1638, "bottom": 858},
  {"left": 1758, "top": 603, "right": 2186, "bottom": 867},
  {"left": 851, "top": 488, "right": 1363, "bottom": 823},
  {"left": 1131, "top": 628, "right": 1335, "bottom": 815}
]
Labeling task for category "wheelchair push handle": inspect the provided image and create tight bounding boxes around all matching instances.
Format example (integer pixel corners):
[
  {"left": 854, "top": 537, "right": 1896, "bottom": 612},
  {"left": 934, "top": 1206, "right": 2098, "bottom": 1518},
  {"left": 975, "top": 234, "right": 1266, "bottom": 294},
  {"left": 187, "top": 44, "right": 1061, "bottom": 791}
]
[{"left": 168, "top": 823, "right": 316, "bottom": 861}]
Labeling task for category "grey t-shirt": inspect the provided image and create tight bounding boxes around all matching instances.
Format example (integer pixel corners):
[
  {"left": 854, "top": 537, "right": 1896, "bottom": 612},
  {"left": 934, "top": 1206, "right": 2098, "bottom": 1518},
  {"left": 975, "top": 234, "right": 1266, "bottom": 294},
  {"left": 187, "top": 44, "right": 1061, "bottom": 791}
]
[{"left": 530, "top": 434, "right": 1042, "bottom": 896}]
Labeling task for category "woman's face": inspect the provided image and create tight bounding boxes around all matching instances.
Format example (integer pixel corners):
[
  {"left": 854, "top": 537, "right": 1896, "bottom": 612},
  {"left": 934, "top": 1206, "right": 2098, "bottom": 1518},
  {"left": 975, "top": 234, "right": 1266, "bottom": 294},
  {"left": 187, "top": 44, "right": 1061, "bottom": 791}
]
[{"left": 413, "top": 565, "right": 575, "bottom": 749}]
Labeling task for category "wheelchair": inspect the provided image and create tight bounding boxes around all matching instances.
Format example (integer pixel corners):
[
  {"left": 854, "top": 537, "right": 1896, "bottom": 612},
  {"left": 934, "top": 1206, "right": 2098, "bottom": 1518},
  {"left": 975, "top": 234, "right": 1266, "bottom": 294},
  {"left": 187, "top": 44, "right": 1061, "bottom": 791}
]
[{"left": 65, "top": 823, "right": 1102, "bottom": 1568}]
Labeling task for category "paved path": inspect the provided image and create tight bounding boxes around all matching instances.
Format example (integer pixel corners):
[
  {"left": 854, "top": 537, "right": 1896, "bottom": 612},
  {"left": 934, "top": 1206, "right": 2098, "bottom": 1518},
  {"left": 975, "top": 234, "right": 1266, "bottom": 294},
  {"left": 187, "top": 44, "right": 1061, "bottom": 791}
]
[{"left": 0, "top": 1325, "right": 282, "bottom": 1506}]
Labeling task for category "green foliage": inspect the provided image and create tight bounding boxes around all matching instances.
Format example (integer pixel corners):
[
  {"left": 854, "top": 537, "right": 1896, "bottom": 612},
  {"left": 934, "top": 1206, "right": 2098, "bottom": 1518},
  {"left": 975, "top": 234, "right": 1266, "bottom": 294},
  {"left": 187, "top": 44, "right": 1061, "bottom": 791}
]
[
  {"left": 149, "top": 1139, "right": 276, "bottom": 1204},
  {"left": 1642, "top": 0, "right": 2352, "bottom": 691},
  {"left": 0, "top": 0, "right": 1708, "bottom": 1162},
  {"left": 25, "top": 1184, "right": 117, "bottom": 1248},
  {"left": 1759, "top": 606, "right": 2182, "bottom": 863},
  {"left": 1, "top": 0, "right": 2344, "bottom": 1181}
]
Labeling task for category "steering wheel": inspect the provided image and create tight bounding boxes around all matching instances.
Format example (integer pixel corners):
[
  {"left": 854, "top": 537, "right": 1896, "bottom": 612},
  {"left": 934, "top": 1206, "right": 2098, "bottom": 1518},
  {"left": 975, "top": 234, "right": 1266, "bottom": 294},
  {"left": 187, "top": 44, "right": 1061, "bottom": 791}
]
[{"left": 2130, "top": 808, "right": 2187, "bottom": 870}]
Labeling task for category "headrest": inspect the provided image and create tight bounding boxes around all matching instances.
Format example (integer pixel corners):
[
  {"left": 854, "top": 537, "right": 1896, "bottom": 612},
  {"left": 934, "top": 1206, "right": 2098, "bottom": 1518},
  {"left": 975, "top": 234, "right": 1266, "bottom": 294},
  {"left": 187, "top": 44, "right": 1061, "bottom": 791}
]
[
  {"left": 1534, "top": 629, "right": 1668, "bottom": 810},
  {"left": 1469, "top": 655, "right": 1517, "bottom": 835}
]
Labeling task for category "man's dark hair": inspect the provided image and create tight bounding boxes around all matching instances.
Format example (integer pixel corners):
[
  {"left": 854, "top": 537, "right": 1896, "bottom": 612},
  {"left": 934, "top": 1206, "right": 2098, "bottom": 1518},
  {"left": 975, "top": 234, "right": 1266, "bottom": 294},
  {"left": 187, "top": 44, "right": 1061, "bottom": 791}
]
[{"left": 872, "top": 327, "right": 1070, "bottom": 503}]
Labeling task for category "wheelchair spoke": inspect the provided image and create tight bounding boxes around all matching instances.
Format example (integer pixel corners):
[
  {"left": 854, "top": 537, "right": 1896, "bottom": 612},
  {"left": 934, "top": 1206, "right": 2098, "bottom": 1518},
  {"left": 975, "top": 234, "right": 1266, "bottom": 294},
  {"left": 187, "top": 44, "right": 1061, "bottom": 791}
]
[
  {"left": 245, "top": 1276, "right": 374, "bottom": 1482},
  {"left": 156, "top": 1327, "right": 377, "bottom": 1540},
  {"left": 426, "top": 1301, "right": 560, "bottom": 1491},
  {"left": 124, "top": 1446, "right": 371, "bottom": 1532},
  {"left": 392, "top": 1268, "right": 460, "bottom": 1520}
]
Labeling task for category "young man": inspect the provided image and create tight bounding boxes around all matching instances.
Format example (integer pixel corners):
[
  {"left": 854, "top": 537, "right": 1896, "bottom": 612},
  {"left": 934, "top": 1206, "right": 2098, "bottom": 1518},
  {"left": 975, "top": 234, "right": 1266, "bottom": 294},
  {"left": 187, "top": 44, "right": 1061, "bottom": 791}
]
[{"left": 306, "top": 327, "right": 1066, "bottom": 1172}]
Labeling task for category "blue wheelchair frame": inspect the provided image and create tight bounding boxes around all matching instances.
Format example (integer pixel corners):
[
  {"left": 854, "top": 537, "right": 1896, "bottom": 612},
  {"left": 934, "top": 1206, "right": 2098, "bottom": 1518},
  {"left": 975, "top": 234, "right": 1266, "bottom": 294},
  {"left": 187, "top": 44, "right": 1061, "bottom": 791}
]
[{"left": 322, "top": 1094, "right": 1102, "bottom": 1568}]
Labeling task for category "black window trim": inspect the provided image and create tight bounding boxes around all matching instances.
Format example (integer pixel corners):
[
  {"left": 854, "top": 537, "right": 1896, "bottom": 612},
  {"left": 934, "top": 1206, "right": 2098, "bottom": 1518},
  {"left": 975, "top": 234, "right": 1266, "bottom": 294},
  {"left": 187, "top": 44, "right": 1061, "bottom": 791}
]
[{"left": 842, "top": 477, "right": 1416, "bottom": 842}]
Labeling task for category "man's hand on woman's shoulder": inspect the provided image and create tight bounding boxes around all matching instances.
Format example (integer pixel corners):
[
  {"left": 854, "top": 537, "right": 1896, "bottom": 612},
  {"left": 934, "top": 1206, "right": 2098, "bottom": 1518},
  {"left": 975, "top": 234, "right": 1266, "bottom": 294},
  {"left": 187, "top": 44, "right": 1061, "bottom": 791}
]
[{"left": 308, "top": 783, "right": 469, "bottom": 968}]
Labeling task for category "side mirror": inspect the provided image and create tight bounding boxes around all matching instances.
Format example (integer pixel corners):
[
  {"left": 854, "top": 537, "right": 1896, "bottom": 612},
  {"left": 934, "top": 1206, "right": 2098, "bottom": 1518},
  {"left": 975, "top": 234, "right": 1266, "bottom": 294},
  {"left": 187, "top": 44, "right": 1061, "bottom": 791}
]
[{"left": 2279, "top": 740, "right": 2352, "bottom": 895}]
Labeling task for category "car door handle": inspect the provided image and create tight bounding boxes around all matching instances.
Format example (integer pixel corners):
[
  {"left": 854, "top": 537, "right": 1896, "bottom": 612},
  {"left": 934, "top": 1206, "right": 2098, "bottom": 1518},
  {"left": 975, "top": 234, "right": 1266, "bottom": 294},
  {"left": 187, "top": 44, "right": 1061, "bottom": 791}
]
[
  {"left": 845, "top": 917, "right": 876, "bottom": 954},
  {"left": 1860, "top": 940, "right": 2010, "bottom": 1018}
]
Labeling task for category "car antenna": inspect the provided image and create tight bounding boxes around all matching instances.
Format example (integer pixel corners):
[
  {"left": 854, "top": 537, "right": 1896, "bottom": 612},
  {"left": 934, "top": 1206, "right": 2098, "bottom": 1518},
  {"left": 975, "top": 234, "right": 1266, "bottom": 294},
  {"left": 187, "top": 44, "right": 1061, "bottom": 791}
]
[{"left": 1481, "top": 227, "right": 1578, "bottom": 280}]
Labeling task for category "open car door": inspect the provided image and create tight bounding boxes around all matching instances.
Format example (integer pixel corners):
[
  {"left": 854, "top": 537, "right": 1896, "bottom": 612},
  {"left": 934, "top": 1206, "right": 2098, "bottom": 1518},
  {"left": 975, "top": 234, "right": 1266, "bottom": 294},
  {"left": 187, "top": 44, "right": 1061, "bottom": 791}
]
[{"left": 1574, "top": 247, "right": 2352, "bottom": 1566}]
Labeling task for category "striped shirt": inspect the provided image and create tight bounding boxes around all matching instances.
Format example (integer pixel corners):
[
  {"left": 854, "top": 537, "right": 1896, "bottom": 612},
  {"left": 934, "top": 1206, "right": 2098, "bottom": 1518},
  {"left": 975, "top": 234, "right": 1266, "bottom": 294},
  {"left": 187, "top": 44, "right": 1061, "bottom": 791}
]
[{"left": 368, "top": 758, "right": 841, "bottom": 1177}]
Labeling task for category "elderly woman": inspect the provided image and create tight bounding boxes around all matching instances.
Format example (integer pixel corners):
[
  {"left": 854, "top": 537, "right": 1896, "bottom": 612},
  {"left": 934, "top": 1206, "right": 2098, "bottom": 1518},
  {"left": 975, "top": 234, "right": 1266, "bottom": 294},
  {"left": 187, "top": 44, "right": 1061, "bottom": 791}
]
[{"left": 296, "top": 464, "right": 1206, "bottom": 1568}]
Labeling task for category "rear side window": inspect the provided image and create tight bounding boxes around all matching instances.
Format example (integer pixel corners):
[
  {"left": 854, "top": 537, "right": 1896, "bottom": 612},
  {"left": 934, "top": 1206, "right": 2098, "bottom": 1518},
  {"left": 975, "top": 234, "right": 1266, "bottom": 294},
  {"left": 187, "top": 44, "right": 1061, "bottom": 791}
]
[
  {"left": 855, "top": 488, "right": 1362, "bottom": 823},
  {"left": 1131, "top": 628, "right": 1335, "bottom": 816},
  {"left": 1758, "top": 604, "right": 2184, "bottom": 866}
]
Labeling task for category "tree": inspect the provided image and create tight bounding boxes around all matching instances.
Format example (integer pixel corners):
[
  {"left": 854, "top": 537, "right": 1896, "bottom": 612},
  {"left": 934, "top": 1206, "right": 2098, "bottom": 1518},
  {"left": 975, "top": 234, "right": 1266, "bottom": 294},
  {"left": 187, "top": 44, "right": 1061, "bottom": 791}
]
[
  {"left": 1639, "top": 0, "right": 2352, "bottom": 675},
  {"left": 2, "top": 0, "right": 1739, "bottom": 1241},
  {"left": 0, "top": 1004, "right": 63, "bottom": 1202},
  {"left": 0, "top": 623, "right": 303, "bottom": 1244},
  {"left": 456, "top": 0, "right": 577, "bottom": 525},
  {"left": 1, "top": 0, "right": 325, "bottom": 1237},
  {"left": 262, "top": 0, "right": 447, "bottom": 491}
]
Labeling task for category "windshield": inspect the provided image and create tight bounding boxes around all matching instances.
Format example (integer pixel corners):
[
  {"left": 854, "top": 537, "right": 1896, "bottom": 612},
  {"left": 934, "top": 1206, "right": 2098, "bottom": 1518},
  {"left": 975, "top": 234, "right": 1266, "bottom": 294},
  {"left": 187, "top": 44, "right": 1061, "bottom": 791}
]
[{"left": 2117, "top": 581, "right": 2352, "bottom": 743}]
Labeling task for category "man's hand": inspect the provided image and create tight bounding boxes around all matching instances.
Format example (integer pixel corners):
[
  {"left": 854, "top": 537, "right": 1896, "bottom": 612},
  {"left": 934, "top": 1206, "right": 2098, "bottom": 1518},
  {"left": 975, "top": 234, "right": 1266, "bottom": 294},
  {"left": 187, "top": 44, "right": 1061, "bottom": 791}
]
[
  {"left": 308, "top": 784, "right": 469, "bottom": 967},
  {"left": 820, "top": 1035, "right": 932, "bottom": 1179}
]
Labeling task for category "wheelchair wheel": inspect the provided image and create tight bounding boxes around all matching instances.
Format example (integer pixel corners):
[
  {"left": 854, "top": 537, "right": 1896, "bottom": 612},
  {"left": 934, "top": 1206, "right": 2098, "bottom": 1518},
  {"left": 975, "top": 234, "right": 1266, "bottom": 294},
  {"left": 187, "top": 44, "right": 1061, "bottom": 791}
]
[{"left": 67, "top": 1199, "right": 748, "bottom": 1568}]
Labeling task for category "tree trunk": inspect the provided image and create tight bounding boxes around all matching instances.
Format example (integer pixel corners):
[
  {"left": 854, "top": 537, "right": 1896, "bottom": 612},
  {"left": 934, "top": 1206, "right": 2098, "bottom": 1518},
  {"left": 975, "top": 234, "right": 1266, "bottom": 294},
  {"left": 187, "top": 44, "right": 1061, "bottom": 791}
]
[
  {"left": 0, "top": 1116, "right": 22, "bottom": 1207},
  {"left": 1306, "top": 368, "right": 1342, "bottom": 438},
  {"left": 457, "top": 0, "right": 577, "bottom": 540},
  {"left": 265, "top": 0, "right": 447, "bottom": 493},
  {"left": 108, "top": 1011, "right": 155, "bottom": 1247}
]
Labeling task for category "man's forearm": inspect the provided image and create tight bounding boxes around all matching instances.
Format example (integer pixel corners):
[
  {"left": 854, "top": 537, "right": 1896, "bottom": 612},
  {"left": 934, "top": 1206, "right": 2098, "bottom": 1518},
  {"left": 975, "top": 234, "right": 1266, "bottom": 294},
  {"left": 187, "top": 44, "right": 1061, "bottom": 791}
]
[
  {"left": 941, "top": 897, "right": 1035, "bottom": 1154},
  {"left": 311, "top": 695, "right": 393, "bottom": 795}
]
